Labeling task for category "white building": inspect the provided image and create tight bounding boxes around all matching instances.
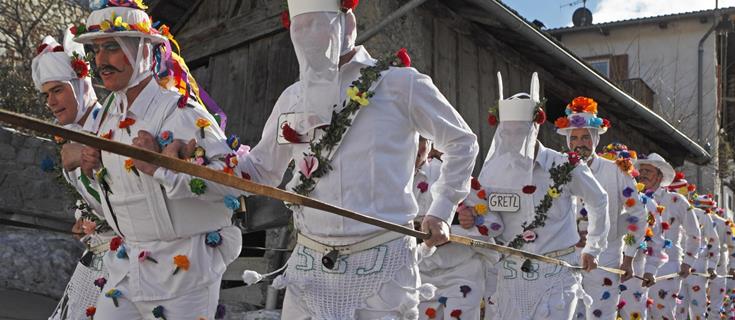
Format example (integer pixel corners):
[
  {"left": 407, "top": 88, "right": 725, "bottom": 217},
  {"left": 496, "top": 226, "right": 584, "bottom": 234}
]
[{"left": 550, "top": 8, "right": 735, "bottom": 217}]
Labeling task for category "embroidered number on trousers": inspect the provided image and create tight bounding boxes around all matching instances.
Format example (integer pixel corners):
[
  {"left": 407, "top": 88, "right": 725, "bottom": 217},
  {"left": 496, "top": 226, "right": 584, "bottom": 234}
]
[
  {"left": 356, "top": 245, "right": 388, "bottom": 276},
  {"left": 295, "top": 246, "right": 315, "bottom": 271}
]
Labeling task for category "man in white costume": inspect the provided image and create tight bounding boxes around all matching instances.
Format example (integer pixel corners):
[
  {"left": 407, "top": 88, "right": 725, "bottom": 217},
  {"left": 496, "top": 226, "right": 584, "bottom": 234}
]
[
  {"left": 32, "top": 27, "right": 115, "bottom": 320},
  {"left": 635, "top": 153, "right": 702, "bottom": 320},
  {"left": 235, "top": 1, "right": 479, "bottom": 319},
  {"left": 706, "top": 204, "right": 735, "bottom": 319},
  {"left": 553, "top": 96, "right": 649, "bottom": 320},
  {"left": 75, "top": 2, "right": 242, "bottom": 318},
  {"left": 413, "top": 138, "right": 503, "bottom": 320},
  {"left": 668, "top": 176, "right": 720, "bottom": 319},
  {"left": 598, "top": 144, "right": 667, "bottom": 320},
  {"left": 459, "top": 73, "right": 609, "bottom": 320}
]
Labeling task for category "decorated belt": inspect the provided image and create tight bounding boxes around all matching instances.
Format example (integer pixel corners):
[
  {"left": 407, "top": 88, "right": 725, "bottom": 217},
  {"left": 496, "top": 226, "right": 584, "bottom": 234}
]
[{"left": 543, "top": 246, "right": 576, "bottom": 259}]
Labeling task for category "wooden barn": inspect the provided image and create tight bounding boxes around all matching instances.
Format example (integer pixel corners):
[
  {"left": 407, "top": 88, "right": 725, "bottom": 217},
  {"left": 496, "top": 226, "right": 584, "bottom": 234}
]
[{"left": 141, "top": 0, "right": 710, "bottom": 308}]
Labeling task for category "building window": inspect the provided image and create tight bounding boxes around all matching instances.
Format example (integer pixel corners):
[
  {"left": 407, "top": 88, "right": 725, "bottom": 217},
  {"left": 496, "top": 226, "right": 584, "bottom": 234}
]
[{"left": 587, "top": 59, "right": 610, "bottom": 77}]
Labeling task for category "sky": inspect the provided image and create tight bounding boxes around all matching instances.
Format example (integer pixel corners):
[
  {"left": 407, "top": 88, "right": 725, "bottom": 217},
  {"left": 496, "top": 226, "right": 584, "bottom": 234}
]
[{"left": 501, "top": 0, "right": 735, "bottom": 29}]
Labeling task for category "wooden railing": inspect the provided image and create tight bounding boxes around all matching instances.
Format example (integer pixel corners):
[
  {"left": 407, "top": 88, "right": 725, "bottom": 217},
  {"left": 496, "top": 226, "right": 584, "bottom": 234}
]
[{"left": 615, "top": 78, "right": 655, "bottom": 109}]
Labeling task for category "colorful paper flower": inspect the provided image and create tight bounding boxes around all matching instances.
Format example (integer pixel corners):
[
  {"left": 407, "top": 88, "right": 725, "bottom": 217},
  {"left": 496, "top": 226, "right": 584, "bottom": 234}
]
[
  {"left": 477, "top": 225, "right": 489, "bottom": 236},
  {"left": 86, "top": 306, "right": 96, "bottom": 319},
  {"left": 425, "top": 307, "right": 437, "bottom": 319},
  {"left": 567, "top": 152, "right": 581, "bottom": 166},
  {"left": 215, "top": 304, "right": 226, "bottom": 319},
  {"left": 157, "top": 130, "right": 173, "bottom": 148},
  {"left": 173, "top": 255, "right": 190, "bottom": 275},
  {"left": 487, "top": 114, "right": 498, "bottom": 126},
  {"left": 281, "top": 123, "right": 304, "bottom": 143},
  {"left": 189, "top": 178, "right": 207, "bottom": 195},
  {"left": 110, "top": 236, "right": 123, "bottom": 251},
  {"left": 71, "top": 56, "right": 90, "bottom": 78},
  {"left": 280, "top": 10, "right": 291, "bottom": 29},
  {"left": 417, "top": 181, "right": 429, "bottom": 193},
  {"left": 138, "top": 250, "right": 158, "bottom": 263},
  {"left": 554, "top": 117, "right": 570, "bottom": 129},
  {"left": 622, "top": 187, "right": 634, "bottom": 198},
  {"left": 94, "top": 277, "right": 107, "bottom": 289},
  {"left": 152, "top": 305, "right": 166, "bottom": 319},
  {"left": 570, "top": 115, "right": 587, "bottom": 128},
  {"left": 224, "top": 195, "right": 240, "bottom": 211},
  {"left": 299, "top": 155, "right": 320, "bottom": 179},
  {"left": 101, "top": 129, "right": 113, "bottom": 140},
  {"left": 593, "top": 309, "right": 603, "bottom": 317},
  {"left": 522, "top": 230, "right": 537, "bottom": 242},
  {"left": 438, "top": 296, "right": 448, "bottom": 307},
  {"left": 347, "top": 86, "right": 370, "bottom": 106},
  {"left": 195, "top": 118, "right": 211, "bottom": 139},
  {"left": 522, "top": 185, "right": 537, "bottom": 194},
  {"left": 547, "top": 187, "right": 560, "bottom": 199},
  {"left": 460, "top": 285, "right": 472, "bottom": 298},
  {"left": 661, "top": 221, "right": 670, "bottom": 231},
  {"left": 474, "top": 203, "right": 488, "bottom": 215},
  {"left": 627, "top": 224, "right": 638, "bottom": 232},
  {"left": 396, "top": 48, "right": 411, "bottom": 68},
  {"left": 205, "top": 231, "right": 223, "bottom": 248},
  {"left": 118, "top": 118, "right": 136, "bottom": 135},
  {"left": 226, "top": 134, "right": 241, "bottom": 151},
  {"left": 450, "top": 309, "right": 462, "bottom": 319},
  {"left": 625, "top": 198, "right": 636, "bottom": 207},
  {"left": 81, "top": 219, "right": 97, "bottom": 235},
  {"left": 124, "top": 158, "right": 139, "bottom": 176},
  {"left": 470, "top": 177, "right": 481, "bottom": 190},
  {"left": 623, "top": 233, "right": 635, "bottom": 245},
  {"left": 105, "top": 289, "right": 122, "bottom": 307},
  {"left": 490, "top": 222, "right": 502, "bottom": 231}
]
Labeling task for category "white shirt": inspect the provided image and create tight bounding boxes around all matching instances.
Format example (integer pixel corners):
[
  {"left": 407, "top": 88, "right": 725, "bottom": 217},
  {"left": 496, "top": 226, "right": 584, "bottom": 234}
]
[
  {"left": 654, "top": 188, "right": 701, "bottom": 267},
  {"left": 413, "top": 158, "right": 442, "bottom": 218},
  {"left": 492, "top": 143, "right": 609, "bottom": 258},
  {"left": 239, "top": 46, "right": 479, "bottom": 245},
  {"left": 94, "top": 79, "right": 242, "bottom": 301},
  {"left": 577, "top": 155, "right": 647, "bottom": 266}
]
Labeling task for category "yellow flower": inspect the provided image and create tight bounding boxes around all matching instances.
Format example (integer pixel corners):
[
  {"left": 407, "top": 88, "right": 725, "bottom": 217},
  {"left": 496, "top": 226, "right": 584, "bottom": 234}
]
[
  {"left": 100, "top": 20, "right": 111, "bottom": 31},
  {"left": 547, "top": 187, "right": 560, "bottom": 198},
  {"left": 600, "top": 153, "right": 616, "bottom": 161},
  {"left": 346, "top": 86, "right": 369, "bottom": 106},
  {"left": 636, "top": 183, "right": 646, "bottom": 192},
  {"left": 133, "top": 0, "right": 148, "bottom": 9},
  {"left": 474, "top": 203, "right": 488, "bottom": 216},
  {"left": 134, "top": 21, "right": 151, "bottom": 33},
  {"left": 195, "top": 118, "right": 211, "bottom": 129}
]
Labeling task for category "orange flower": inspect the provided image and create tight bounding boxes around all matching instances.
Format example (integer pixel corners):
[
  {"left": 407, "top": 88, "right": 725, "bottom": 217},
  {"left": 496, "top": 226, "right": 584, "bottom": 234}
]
[
  {"left": 195, "top": 118, "right": 211, "bottom": 129},
  {"left": 570, "top": 96, "right": 598, "bottom": 113},
  {"left": 656, "top": 205, "right": 665, "bottom": 214},
  {"left": 554, "top": 117, "right": 570, "bottom": 129},
  {"left": 118, "top": 118, "right": 136, "bottom": 135},
  {"left": 616, "top": 159, "right": 633, "bottom": 174},
  {"left": 477, "top": 189, "right": 487, "bottom": 200},
  {"left": 173, "top": 255, "right": 190, "bottom": 275},
  {"left": 625, "top": 198, "right": 636, "bottom": 207},
  {"left": 124, "top": 159, "right": 134, "bottom": 171},
  {"left": 101, "top": 130, "right": 113, "bottom": 140},
  {"left": 645, "top": 227, "right": 654, "bottom": 237}
]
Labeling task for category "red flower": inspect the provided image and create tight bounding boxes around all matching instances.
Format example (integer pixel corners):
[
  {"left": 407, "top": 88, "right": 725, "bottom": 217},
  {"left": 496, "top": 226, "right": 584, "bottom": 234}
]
[
  {"left": 470, "top": 177, "right": 481, "bottom": 190},
  {"left": 52, "top": 45, "right": 64, "bottom": 52},
  {"left": 522, "top": 185, "right": 537, "bottom": 194},
  {"left": 36, "top": 43, "right": 48, "bottom": 54},
  {"left": 281, "top": 123, "right": 303, "bottom": 143},
  {"left": 425, "top": 307, "right": 437, "bottom": 319},
  {"left": 602, "top": 118, "right": 611, "bottom": 128},
  {"left": 567, "top": 152, "right": 580, "bottom": 166},
  {"left": 72, "top": 59, "right": 89, "bottom": 78},
  {"left": 675, "top": 171, "right": 685, "bottom": 180},
  {"left": 603, "top": 277, "right": 613, "bottom": 286},
  {"left": 109, "top": 236, "right": 123, "bottom": 251},
  {"left": 70, "top": 25, "right": 78, "bottom": 35},
  {"left": 487, "top": 114, "right": 498, "bottom": 126},
  {"left": 86, "top": 306, "right": 96, "bottom": 317},
  {"left": 534, "top": 109, "right": 546, "bottom": 124},
  {"left": 417, "top": 181, "right": 429, "bottom": 193},
  {"left": 341, "top": 0, "right": 359, "bottom": 11},
  {"left": 396, "top": 48, "right": 411, "bottom": 68},
  {"left": 280, "top": 10, "right": 290, "bottom": 29},
  {"left": 661, "top": 222, "right": 670, "bottom": 231},
  {"left": 450, "top": 309, "right": 462, "bottom": 319},
  {"left": 477, "top": 189, "right": 487, "bottom": 200},
  {"left": 477, "top": 225, "right": 489, "bottom": 236},
  {"left": 118, "top": 118, "right": 136, "bottom": 129}
]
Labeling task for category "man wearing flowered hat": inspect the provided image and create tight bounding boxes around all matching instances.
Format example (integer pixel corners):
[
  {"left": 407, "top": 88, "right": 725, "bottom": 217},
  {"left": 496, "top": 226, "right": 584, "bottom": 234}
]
[
  {"left": 74, "top": 1, "right": 243, "bottom": 318},
  {"left": 234, "top": 0, "right": 479, "bottom": 318},
  {"left": 634, "top": 153, "right": 702, "bottom": 320},
  {"left": 667, "top": 176, "right": 720, "bottom": 319},
  {"left": 554, "top": 97, "right": 651, "bottom": 320},
  {"left": 32, "top": 26, "right": 115, "bottom": 320},
  {"left": 598, "top": 144, "right": 668, "bottom": 320},
  {"left": 458, "top": 73, "right": 609, "bottom": 320}
]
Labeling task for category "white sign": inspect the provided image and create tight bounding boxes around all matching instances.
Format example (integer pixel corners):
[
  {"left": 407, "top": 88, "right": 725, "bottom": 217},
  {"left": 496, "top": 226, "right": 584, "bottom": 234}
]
[{"left": 488, "top": 193, "right": 521, "bottom": 213}]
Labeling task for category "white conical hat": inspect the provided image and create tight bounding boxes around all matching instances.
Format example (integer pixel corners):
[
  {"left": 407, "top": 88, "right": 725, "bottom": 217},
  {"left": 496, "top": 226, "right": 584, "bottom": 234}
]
[{"left": 497, "top": 72, "right": 540, "bottom": 122}]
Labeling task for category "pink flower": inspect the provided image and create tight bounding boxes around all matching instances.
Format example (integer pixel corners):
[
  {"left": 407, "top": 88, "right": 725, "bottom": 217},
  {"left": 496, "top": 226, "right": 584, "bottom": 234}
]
[
  {"left": 194, "top": 157, "right": 205, "bottom": 166},
  {"left": 417, "top": 181, "right": 429, "bottom": 193},
  {"left": 81, "top": 219, "right": 97, "bottom": 235},
  {"left": 236, "top": 145, "right": 251, "bottom": 157},
  {"left": 138, "top": 250, "right": 158, "bottom": 264},
  {"left": 522, "top": 230, "right": 537, "bottom": 242},
  {"left": 298, "top": 155, "right": 319, "bottom": 178}
]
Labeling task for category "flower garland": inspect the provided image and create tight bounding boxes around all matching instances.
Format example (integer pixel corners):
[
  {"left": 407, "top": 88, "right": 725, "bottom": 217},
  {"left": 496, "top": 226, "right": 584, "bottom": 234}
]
[
  {"left": 291, "top": 49, "right": 410, "bottom": 197},
  {"left": 506, "top": 152, "right": 580, "bottom": 249},
  {"left": 487, "top": 98, "right": 547, "bottom": 126}
]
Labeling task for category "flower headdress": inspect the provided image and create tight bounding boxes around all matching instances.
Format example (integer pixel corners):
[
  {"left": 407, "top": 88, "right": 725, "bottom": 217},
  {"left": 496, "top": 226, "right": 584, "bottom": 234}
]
[{"left": 554, "top": 96, "right": 611, "bottom": 134}]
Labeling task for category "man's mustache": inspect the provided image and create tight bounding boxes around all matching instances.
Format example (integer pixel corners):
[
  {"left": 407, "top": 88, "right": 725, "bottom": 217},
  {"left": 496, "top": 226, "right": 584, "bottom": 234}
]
[{"left": 97, "top": 65, "right": 122, "bottom": 73}]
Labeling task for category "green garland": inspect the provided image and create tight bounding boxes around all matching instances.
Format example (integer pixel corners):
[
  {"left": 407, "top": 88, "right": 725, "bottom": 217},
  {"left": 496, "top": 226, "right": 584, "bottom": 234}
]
[
  {"left": 291, "top": 51, "right": 409, "bottom": 197},
  {"left": 506, "top": 153, "right": 579, "bottom": 249}
]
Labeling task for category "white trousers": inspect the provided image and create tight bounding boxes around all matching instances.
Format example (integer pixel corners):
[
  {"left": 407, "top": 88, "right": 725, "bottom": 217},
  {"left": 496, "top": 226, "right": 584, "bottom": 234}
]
[
  {"left": 576, "top": 267, "right": 622, "bottom": 320},
  {"left": 677, "top": 275, "right": 709, "bottom": 319},
  {"left": 709, "top": 277, "right": 728, "bottom": 319},
  {"left": 648, "top": 262, "right": 682, "bottom": 320},
  {"left": 494, "top": 251, "right": 584, "bottom": 320},
  {"left": 94, "top": 276, "right": 221, "bottom": 319}
]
